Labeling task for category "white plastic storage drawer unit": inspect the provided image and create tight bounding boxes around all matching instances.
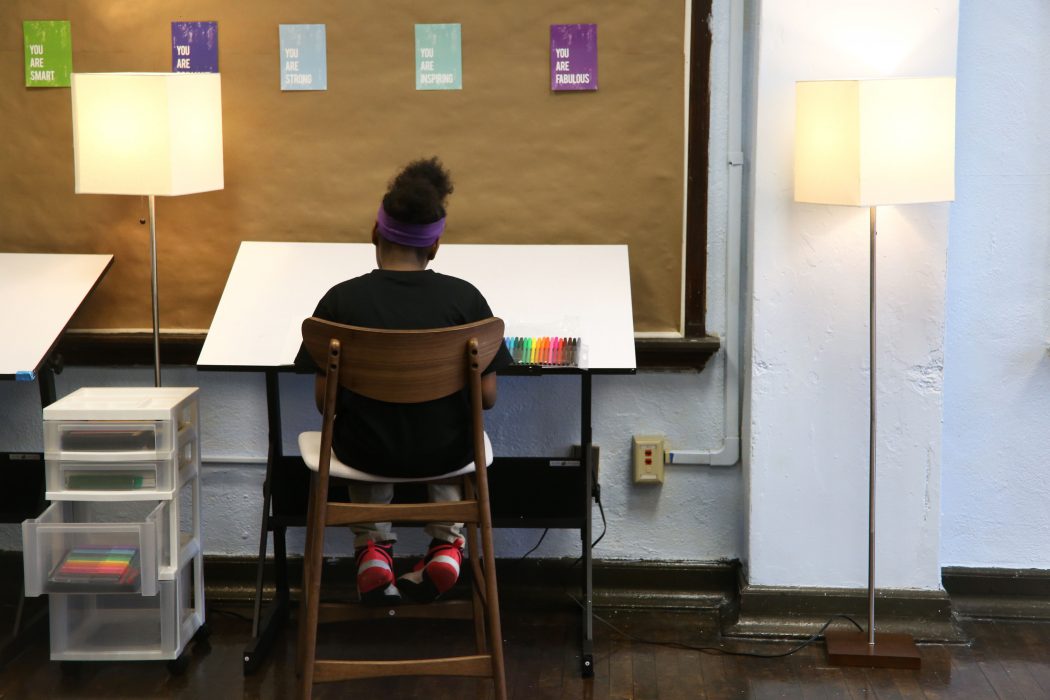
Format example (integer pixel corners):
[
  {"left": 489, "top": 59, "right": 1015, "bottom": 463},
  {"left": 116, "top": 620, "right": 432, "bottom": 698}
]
[
  {"left": 22, "top": 500, "right": 164, "bottom": 597},
  {"left": 27, "top": 386, "right": 206, "bottom": 666}
]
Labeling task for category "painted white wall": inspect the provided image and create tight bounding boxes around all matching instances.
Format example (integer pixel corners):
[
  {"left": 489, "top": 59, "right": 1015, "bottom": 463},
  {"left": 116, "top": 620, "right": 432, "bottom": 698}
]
[
  {"left": 941, "top": 0, "right": 1050, "bottom": 569},
  {"left": 0, "top": 0, "right": 747, "bottom": 565},
  {"left": 0, "top": 363, "right": 741, "bottom": 561},
  {"left": 746, "top": 1, "right": 959, "bottom": 590}
]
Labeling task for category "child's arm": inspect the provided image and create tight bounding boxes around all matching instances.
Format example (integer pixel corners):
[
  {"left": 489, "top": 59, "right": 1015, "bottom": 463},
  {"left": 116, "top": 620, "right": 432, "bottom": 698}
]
[
  {"left": 482, "top": 373, "right": 498, "bottom": 410},
  {"left": 314, "top": 374, "right": 325, "bottom": 413}
]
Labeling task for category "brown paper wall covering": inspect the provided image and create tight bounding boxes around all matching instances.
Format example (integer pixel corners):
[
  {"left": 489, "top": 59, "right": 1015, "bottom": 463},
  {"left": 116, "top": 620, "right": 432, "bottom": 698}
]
[{"left": 0, "top": 1, "right": 685, "bottom": 333}]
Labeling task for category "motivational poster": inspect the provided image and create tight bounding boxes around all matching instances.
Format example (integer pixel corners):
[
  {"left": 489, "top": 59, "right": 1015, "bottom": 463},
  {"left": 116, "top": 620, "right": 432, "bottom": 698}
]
[
  {"left": 23, "top": 20, "right": 72, "bottom": 88},
  {"left": 172, "top": 21, "right": 219, "bottom": 73},
  {"left": 415, "top": 23, "right": 462, "bottom": 91},
  {"left": 550, "top": 24, "right": 598, "bottom": 91},
  {"left": 279, "top": 24, "right": 327, "bottom": 91}
]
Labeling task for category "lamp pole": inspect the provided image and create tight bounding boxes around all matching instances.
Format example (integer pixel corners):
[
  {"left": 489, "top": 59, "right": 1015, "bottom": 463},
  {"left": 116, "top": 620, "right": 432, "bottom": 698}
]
[
  {"left": 148, "top": 194, "right": 161, "bottom": 387},
  {"left": 868, "top": 205, "right": 877, "bottom": 646}
]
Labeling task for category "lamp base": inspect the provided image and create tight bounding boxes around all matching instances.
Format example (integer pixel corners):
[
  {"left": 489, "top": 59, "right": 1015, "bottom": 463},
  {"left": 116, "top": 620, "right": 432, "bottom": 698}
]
[{"left": 824, "top": 630, "right": 921, "bottom": 669}]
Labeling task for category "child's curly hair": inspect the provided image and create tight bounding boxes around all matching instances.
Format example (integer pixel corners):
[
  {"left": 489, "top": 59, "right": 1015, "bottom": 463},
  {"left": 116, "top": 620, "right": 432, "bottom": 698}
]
[{"left": 382, "top": 157, "right": 454, "bottom": 225}]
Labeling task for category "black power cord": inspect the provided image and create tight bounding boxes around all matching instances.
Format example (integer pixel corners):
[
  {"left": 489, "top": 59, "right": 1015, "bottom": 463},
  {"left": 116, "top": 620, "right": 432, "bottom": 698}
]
[
  {"left": 517, "top": 528, "right": 549, "bottom": 561},
  {"left": 567, "top": 482, "right": 607, "bottom": 570},
  {"left": 510, "top": 478, "right": 860, "bottom": 661},
  {"left": 516, "top": 476, "right": 608, "bottom": 568},
  {"left": 207, "top": 607, "right": 252, "bottom": 622}
]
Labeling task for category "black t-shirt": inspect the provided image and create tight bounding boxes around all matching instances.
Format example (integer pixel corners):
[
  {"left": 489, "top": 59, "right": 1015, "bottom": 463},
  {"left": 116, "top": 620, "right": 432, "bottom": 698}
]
[{"left": 295, "top": 269, "right": 512, "bottom": 478}]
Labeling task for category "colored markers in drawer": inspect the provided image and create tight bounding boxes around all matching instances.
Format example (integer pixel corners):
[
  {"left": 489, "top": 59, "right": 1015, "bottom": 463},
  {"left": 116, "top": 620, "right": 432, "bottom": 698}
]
[
  {"left": 48, "top": 545, "right": 141, "bottom": 590},
  {"left": 506, "top": 336, "right": 579, "bottom": 367}
]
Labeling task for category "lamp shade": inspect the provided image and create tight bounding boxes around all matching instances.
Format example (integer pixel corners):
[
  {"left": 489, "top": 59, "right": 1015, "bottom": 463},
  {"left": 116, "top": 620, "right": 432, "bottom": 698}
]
[
  {"left": 72, "top": 72, "right": 224, "bottom": 196},
  {"left": 794, "top": 78, "right": 955, "bottom": 206}
]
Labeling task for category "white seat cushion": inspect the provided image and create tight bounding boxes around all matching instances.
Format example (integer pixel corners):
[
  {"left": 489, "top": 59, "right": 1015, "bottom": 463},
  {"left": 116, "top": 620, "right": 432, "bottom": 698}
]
[{"left": 297, "top": 430, "right": 493, "bottom": 483}]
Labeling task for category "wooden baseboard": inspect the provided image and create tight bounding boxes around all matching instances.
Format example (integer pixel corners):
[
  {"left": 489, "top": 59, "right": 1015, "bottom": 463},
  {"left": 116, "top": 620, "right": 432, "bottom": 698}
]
[
  {"left": 943, "top": 566, "right": 1050, "bottom": 620},
  {"left": 5, "top": 550, "right": 1049, "bottom": 632},
  {"left": 201, "top": 555, "right": 739, "bottom": 613},
  {"left": 725, "top": 581, "right": 968, "bottom": 643}
]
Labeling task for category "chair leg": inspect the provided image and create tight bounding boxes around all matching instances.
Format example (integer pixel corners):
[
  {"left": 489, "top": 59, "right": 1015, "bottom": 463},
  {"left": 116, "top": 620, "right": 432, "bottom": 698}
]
[
  {"left": 465, "top": 521, "right": 488, "bottom": 655},
  {"left": 297, "top": 474, "right": 327, "bottom": 700},
  {"left": 296, "top": 473, "right": 319, "bottom": 677},
  {"left": 463, "top": 479, "right": 491, "bottom": 700},
  {"left": 467, "top": 525, "right": 491, "bottom": 700},
  {"left": 463, "top": 478, "right": 488, "bottom": 603},
  {"left": 464, "top": 494, "right": 490, "bottom": 662},
  {"left": 479, "top": 505, "right": 507, "bottom": 700}
]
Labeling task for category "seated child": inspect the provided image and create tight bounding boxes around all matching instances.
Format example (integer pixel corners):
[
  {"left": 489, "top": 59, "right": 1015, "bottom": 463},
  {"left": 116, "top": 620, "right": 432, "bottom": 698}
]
[{"left": 295, "top": 157, "right": 511, "bottom": 605}]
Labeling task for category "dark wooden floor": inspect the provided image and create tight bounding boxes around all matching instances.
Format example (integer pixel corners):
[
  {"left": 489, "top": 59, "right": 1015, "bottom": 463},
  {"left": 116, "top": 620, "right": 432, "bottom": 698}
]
[{"left": 2, "top": 599, "right": 1049, "bottom": 699}]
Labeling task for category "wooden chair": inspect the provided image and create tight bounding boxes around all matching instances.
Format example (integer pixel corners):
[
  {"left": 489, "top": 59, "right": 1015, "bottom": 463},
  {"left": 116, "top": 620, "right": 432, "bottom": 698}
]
[{"left": 295, "top": 316, "right": 507, "bottom": 700}]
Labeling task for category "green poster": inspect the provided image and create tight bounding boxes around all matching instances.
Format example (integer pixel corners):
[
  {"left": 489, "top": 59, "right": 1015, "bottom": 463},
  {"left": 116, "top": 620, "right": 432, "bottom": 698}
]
[
  {"left": 24, "top": 20, "right": 72, "bottom": 88},
  {"left": 415, "top": 24, "right": 462, "bottom": 91}
]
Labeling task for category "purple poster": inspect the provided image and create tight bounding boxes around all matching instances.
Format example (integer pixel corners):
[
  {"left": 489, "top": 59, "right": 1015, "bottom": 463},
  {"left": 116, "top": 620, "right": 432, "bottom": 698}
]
[
  {"left": 550, "top": 24, "right": 597, "bottom": 92},
  {"left": 171, "top": 21, "right": 219, "bottom": 73}
]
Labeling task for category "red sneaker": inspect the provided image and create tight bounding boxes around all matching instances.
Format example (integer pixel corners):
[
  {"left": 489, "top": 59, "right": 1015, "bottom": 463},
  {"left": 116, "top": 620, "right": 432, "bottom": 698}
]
[
  {"left": 355, "top": 541, "right": 400, "bottom": 605},
  {"left": 398, "top": 538, "right": 464, "bottom": 603}
]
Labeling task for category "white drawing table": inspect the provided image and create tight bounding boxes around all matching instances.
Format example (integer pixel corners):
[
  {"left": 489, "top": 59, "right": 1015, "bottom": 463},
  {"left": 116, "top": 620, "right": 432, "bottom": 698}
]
[
  {"left": 0, "top": 253, "right": 113, "bottom": 383},
  {"left": 198, "top": 241, "right": 636, "bottom": 677},
  {"left": 0, "top": 252, "right": 113, "bottom": 479},
  {"left": 0, "top": 252, "right": 113, "bottom": 665}
]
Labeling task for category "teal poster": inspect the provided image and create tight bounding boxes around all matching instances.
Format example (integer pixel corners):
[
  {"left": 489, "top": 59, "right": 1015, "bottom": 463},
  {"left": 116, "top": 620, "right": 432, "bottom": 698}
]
[
  {"left": 415, "top": 24, "right": 461, "bottom": 91},
  {"left": 23, "top": 20, "right": 72, "bottom": 88},
  {"left": 279, "top": 24, "right": 327, "bottom": 91}
]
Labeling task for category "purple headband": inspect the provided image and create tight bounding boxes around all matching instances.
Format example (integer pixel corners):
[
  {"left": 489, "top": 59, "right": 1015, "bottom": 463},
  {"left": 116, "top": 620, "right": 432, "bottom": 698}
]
[{"left": 376, "top": 205, "right": 446, "bottom": 248}]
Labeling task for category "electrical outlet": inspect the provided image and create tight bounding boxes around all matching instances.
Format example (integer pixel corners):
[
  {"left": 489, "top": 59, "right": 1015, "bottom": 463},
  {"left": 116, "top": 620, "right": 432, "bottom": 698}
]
[{"left": 632, "top": 434, "right": 665, "bottom": 484}]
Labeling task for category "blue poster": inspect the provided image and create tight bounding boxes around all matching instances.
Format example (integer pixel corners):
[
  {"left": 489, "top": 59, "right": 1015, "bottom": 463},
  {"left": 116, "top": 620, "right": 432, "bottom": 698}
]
[
  {"left": 415, "top": 24, "right": 462, "bottom": 91},
  {"left": 171, "top": 21, "right": 219, "bottom": 73},
  {"left": 279, "top": 24, "right": 327, "bottom": 91}
]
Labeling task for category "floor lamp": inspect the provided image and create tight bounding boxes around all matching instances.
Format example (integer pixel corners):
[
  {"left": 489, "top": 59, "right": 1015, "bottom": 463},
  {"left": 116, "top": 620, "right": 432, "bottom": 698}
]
[
  {"left": 794, "top": 77, "right": 956, "bottom": 669},
  {"left": 72, "top": 72, "right": 224, "bottom": 387}
]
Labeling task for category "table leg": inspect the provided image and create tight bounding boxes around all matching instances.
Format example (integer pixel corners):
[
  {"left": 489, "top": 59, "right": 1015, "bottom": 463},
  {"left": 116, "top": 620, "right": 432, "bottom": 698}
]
[
  {"left": 580, "top": 372, "right": 595, "bottom": 677},
  {"left": 0, "top": 365, "right": 58, "bottom": 668},
  {"left": 243, "top": 370, "right": 290, "bottom": 675}
]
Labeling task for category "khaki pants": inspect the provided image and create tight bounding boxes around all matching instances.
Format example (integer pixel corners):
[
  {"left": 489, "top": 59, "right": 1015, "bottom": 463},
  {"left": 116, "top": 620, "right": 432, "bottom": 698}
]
[{"left": 348, "top": 480, "right": 463, "bottom": 548}]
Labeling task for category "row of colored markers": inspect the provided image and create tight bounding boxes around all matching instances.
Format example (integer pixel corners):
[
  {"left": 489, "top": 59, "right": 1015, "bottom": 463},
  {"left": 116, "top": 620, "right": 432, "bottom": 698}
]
[{"left": 506, "top": 336, "right": 580, "bottom": 367}]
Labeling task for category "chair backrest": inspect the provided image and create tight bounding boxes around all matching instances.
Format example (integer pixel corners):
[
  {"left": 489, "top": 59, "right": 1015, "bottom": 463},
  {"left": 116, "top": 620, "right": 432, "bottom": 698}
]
[{"left": 300, "top": 317, "right": 506, "bottom": 404}]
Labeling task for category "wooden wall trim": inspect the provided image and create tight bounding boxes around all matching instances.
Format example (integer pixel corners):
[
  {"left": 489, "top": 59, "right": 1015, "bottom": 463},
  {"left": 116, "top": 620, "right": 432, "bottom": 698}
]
[
  {"left": 685, "top": 0, "right": 714, "bottom": 337},
  {"left": 55, "top": 331, "right": 722, "bottom": 371}
]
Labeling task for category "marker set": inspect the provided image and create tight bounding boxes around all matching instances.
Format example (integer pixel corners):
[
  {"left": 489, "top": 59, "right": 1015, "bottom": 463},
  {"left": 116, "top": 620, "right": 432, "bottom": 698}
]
[
  {"left": 48, "top": 545, "right": 141, "bottom": 591},
  {"left": 506, "top": 336, "right": 579, "bottom": 367}
]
